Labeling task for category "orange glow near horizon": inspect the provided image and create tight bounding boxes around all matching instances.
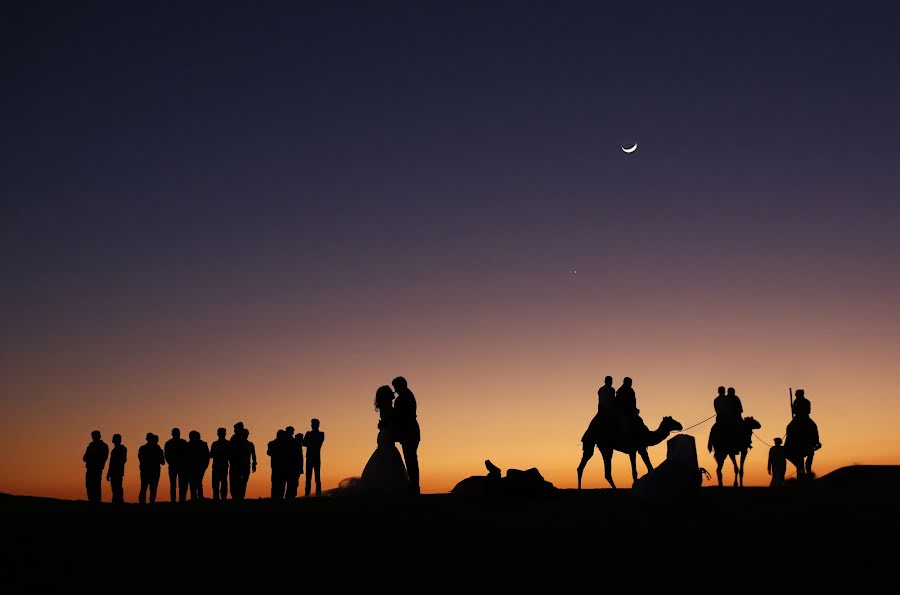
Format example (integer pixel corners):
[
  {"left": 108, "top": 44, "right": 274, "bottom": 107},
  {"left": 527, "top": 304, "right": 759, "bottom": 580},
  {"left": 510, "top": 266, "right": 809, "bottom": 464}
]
[{"left": 2, "top": 282, "right": 899, "bottom": 501}]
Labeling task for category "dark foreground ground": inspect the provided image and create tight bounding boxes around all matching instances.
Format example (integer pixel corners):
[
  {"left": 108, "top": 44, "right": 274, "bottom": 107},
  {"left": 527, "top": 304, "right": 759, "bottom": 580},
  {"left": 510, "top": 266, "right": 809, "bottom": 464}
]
[{"left": 3, "top": 465, "right": 898, "bottom": 591}]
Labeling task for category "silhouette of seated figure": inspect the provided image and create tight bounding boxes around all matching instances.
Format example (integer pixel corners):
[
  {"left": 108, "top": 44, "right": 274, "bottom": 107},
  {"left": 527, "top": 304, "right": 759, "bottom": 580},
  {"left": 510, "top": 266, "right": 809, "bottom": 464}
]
[{"left": 614, "top": 377, "right": 647, "bottom": 442}]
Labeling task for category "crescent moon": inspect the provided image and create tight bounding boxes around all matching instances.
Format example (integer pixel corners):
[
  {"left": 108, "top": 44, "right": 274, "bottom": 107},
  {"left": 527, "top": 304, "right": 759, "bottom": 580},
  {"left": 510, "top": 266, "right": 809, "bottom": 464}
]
[{"left": 622, "top": 143, "right": 638, "bottom": 153}]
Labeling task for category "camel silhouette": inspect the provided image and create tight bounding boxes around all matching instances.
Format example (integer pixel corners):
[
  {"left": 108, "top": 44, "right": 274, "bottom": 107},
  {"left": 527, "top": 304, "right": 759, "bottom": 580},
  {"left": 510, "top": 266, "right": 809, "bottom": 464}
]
[
  {"left": 577, "top": 415, "right": 683, "bottom": 489},
  {"left": 707, "top": 416, "right": 761, "bottom": 487}
]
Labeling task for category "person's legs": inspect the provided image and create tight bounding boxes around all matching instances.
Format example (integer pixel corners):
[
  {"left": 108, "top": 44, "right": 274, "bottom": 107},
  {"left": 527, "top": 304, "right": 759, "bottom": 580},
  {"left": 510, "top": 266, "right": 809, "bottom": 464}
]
[
  {"left": 285, "top": 473, "right": 298, "bottom": 499},
  {"left": 87, "top": 468, "right": 102, "bottom": 502},
  {"left": 178, "top": 470, "right": 189, "bottom": 502},
  {"left": 111, "top": 475, "right": 123, "bottom": 503},
  {"left": 139, "top": 475, "right": 148, "bottom": 504},
  {"left": 149, "top": 474, "right": 159, "bottom": 503},
  {"left": 211, "top": 468, "right": 222, "bottom": 500},
  {"left": 402, "top": 441, "right": 420, "bottom": 494},
  {"left": 313, "top": 462, "right": 321, "bottom": 495},
  {"left": 229, "top": 468, "right": 240, "bottom": 500},
  {"left": 305, "top": 466, "right": 312, "bottom": 497},
  {"left": 271, "top": 471, "right": 282, "bottom": 499},
  {"left": 169, "top": 467, "right": 178, "bottom": 502}
]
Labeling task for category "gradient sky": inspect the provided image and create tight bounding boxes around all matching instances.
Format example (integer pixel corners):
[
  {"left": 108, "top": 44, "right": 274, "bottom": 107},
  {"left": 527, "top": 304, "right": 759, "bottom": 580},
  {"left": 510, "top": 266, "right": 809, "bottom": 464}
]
[{"left": 2, "top": 1, "right": 899, "bottom": 500}]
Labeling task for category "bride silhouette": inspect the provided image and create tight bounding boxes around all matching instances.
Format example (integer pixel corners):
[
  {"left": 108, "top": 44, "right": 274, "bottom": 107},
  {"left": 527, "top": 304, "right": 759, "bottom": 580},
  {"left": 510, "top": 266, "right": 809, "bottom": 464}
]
[{"left": 350, "top": 385, "right": 409, "bottom": 495}]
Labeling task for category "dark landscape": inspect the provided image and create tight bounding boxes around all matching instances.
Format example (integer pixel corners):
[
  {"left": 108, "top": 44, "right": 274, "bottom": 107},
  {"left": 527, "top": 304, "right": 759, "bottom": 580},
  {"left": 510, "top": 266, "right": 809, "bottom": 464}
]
[{"left": 3, "top": 465, "right": 898, "bottom": 591}]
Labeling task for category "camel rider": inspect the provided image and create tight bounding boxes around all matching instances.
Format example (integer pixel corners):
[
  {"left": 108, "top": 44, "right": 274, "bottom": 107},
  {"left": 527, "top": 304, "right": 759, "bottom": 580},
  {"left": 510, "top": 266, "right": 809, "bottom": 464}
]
[
  {"left": 615, "top": 377, "right": 644, "bottom": 439},
  {"left": 788, "top": 388, "right": 821, "bottom": 453},
  {"left": 597, "top": 375, "right": 616, "bottom": 415},
  {"left": 792, "top": 388, "right": 811, "bottom": 417}
]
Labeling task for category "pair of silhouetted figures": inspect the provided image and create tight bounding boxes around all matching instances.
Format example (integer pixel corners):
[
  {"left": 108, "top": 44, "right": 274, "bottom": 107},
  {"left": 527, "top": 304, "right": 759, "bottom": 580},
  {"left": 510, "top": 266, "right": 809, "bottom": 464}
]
[
  {"left": 83, "top": 418, "right": 326, "bottom": 503},
  {"left": 266, "top": 420, "right": 326, "bottom": 499},
  {"left": 578, "top": 375, "right": 684, "bottom": 489},
  {"left": 705, "top": 386, "right": 761, "bottom": 487},
  {"left": 341, "top": 375, "right": 421, "bottom": 495}
]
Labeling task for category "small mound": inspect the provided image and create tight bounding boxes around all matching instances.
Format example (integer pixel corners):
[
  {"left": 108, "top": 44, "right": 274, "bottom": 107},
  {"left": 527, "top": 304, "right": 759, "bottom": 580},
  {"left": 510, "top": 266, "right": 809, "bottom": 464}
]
[{"left": 815, "top": 465, "right": 900, "bottom": 489}]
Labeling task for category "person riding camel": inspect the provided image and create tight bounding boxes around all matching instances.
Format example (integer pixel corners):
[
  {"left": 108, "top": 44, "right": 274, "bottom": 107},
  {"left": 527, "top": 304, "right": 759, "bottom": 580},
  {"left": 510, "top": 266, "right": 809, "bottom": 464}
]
[
  {"left": 709, "top": 386, "right": 744, "bottom": 452},
  {"left": 791, "top": 388, "right": 811, "bottom": 417},
  {"left": 615, "top": 377, "right": 644, "bottom": 440}
]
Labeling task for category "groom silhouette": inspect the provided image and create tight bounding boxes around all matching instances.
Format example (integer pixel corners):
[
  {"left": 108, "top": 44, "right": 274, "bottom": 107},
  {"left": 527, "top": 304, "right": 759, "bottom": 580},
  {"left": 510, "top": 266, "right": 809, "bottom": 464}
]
[{"left": 392, "top": 376, "right": 420, "bottom": 495}]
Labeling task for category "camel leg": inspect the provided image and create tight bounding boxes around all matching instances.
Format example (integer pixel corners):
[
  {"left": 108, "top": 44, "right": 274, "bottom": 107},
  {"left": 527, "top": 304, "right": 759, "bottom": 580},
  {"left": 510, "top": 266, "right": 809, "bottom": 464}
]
[
  {"left": 738, "top": 451, "right": 748, "bottom": 487},
  {"left": 730, "top": 454, "right": 739, "bottom": 487},
  {"left": 629, "top": 452, "right": 639, "bottom": 484},
  {"left": 577, "top": 444, "right": 594, "bottom": 490},
  {"left": 638, "top": 448, "right": 654, "bottom": 474},
  {"left": 602, "top": 449, "right": 616, "bottom": 489}
]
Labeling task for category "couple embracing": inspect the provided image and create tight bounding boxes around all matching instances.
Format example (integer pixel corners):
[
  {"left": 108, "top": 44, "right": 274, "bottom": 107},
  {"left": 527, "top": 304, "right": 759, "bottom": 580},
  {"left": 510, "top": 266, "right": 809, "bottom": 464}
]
[{"left": 358, "top": 376, "right": 421, "bottom": 495}]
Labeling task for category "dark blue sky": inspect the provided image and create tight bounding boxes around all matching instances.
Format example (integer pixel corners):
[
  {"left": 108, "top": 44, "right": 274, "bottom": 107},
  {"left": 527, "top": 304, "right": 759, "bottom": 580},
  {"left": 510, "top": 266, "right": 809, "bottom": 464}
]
[{"left": 3, "top": 1, "right": 899, "bottom": 349}]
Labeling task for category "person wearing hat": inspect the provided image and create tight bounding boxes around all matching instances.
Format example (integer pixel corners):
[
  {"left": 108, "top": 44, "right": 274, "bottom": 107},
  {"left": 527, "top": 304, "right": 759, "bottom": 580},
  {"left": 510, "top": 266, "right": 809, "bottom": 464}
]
[{"left": 768, "top": 437, "right": 787, "bottom": 487}]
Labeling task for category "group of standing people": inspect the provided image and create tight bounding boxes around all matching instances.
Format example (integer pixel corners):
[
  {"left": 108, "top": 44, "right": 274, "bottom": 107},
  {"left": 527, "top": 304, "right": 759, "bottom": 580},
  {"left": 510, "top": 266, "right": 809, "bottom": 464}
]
[
  {"left": 82, "top": 418, "right": 325, "bottom": 504},
  {"left": 265, "top": 419, "right": 325, "bottom": 499}
]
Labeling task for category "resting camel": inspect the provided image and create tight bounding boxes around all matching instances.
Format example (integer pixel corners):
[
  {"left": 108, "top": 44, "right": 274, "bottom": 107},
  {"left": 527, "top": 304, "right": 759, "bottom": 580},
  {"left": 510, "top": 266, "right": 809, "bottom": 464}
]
[
  {"left": 707, "top": 416, "right": 761, "bottom": 487},
  {"left": 577, "top": 414, "right": 683, "bottom": 489}
]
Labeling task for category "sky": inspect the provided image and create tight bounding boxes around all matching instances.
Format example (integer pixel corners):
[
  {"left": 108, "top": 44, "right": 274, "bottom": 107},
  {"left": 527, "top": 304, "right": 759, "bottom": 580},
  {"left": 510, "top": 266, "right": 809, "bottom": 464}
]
[{"left": 2, "top": 1, "right": 899, "bottom": 500}]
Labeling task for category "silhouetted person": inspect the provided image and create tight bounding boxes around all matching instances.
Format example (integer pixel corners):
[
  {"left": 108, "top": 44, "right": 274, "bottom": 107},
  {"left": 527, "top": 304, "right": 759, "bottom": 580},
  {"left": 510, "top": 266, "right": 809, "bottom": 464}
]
[
  {"left": 267, "top": 429, "right": 289, "bottom": 499},
  {"left": 209, "top": 427, "right": 229, "bottom": 501},
  {"left": 164, "top": 428, "right": 188, "bottom": 502},
  {"left": 229, "top": 424, "right": 257, "bottom": 500},
  {"left": 83, "top": 430, "right": 109, "bottom": 503},
  {"left": 768, "top": 437, "right": 786, "bottom": 487},
  {"left": 106, "top": 433, "right": 127, "bottom": 504},
  {"left": 615, "top": 377, "right": 643, "bottom": 440},
  {"left": 392, "top": 376, "right": 421, "bottom": 495},
  {"left": 284, "top": 426, "right": 304, "bottom": 500},
  {"left": 597, "top": 375, "right": 616, "bottom": 415},
  {"left": 187, "top": 430, "right": 210, "bottom": 500},
  {"left": 138, "top": 433, "right": 165, "bottom": 504},
  {"left": 792, "top": 388, "right": 811, "bottom": 417},
  {"left": 304, "top": 418, "right": 324, "bottom": 497}
]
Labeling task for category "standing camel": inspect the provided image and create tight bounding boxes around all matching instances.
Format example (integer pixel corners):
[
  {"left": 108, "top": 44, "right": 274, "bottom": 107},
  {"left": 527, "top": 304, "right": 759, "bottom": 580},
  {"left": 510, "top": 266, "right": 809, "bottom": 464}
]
[
  {"left": 707, "top": 416, "right": 761, "bottom": 487},
  {"left": 577, "top": 414, "right": 683, "bottom": 489}
]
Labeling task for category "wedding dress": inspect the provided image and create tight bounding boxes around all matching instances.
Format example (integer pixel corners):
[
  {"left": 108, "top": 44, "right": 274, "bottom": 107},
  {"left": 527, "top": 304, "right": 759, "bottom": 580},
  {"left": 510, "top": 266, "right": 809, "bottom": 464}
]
[{"left": 356, "top": 410, "right": 409, "bottom": 495}]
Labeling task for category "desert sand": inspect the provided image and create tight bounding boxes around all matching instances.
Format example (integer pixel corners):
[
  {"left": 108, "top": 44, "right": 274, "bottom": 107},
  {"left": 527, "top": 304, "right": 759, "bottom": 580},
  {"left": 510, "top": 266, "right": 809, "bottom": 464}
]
[{"left": 2, "top": 465, "right": 897, "bottom": 591}]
